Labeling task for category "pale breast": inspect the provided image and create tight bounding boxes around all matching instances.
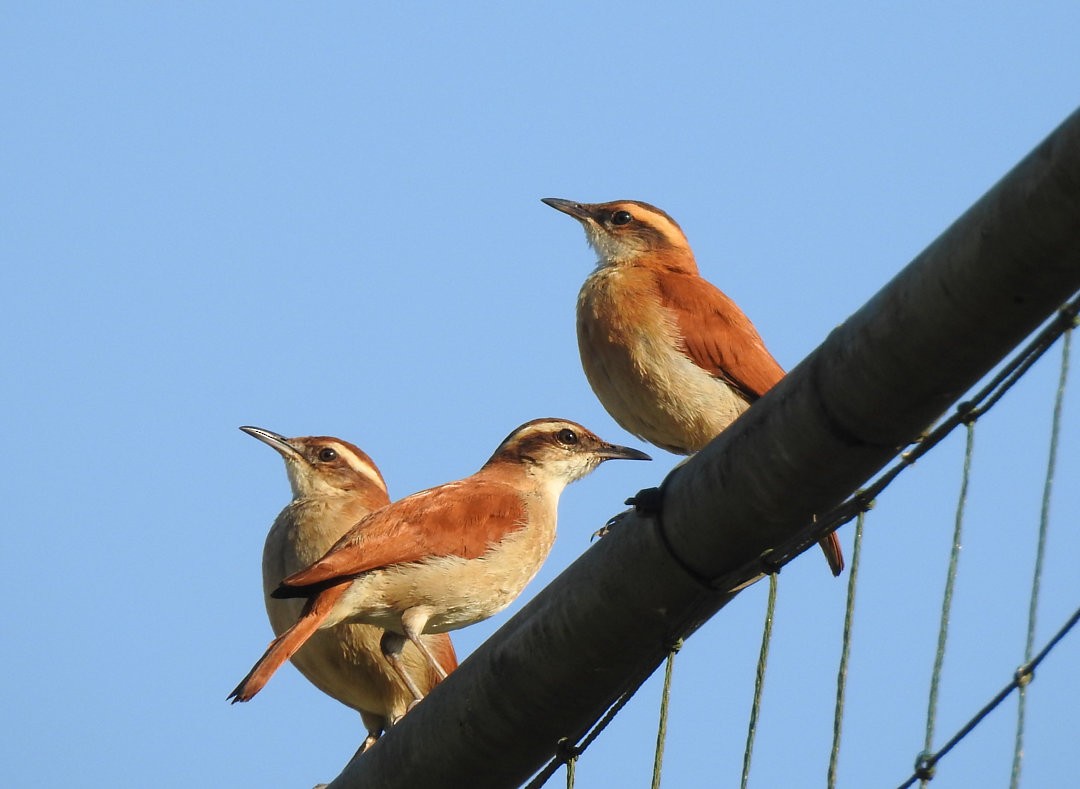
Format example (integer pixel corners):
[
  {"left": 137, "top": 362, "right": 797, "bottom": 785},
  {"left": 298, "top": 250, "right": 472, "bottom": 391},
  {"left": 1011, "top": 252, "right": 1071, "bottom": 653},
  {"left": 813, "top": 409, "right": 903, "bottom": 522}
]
[
  {"left": 577, "top": 267, "right": 748, "bottom": 454},
  {"left": 262, "top": 497, "right": 369, "bottom": 629}
]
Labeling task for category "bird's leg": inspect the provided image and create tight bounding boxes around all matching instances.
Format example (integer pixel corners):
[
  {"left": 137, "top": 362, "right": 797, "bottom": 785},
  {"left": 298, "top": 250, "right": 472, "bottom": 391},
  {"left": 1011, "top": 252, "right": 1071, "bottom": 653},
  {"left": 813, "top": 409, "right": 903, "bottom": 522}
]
[
  {"left": 356, "top": 711, "right": 385, "bottom": 754},
  {"left": 355, "top": 732, "right": 379, "bottom": 755},
  {"left": 400, "top": 607, "right": 449, "bottom": 680},
  {"left": 379, "top": 630, "right": 427, "bottom": 704}
]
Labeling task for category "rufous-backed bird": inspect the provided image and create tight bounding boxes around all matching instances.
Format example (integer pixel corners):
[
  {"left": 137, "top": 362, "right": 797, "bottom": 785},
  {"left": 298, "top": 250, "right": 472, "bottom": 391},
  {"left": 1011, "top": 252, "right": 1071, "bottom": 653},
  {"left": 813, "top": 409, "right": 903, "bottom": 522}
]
[
  {"left": 233, "top": 426, "right": 458, "bottom": 753},
  {"left": 542, "top": 198, "right": 844, "bottom": 575}
]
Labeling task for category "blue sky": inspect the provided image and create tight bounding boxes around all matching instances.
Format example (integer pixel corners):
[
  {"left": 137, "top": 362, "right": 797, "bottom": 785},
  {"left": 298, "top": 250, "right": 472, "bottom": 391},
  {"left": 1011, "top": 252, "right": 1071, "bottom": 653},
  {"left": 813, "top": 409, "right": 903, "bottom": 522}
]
[{"left": 4, "top": 4, "right": 1079, "bottom": 787}]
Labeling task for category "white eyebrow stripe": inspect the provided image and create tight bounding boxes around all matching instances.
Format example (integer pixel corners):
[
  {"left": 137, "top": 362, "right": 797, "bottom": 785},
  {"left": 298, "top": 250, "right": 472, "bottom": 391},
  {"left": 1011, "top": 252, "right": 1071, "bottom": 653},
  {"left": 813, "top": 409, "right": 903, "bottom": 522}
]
[
  {"left": 617, "top": 203, "right": 685, "bottom": 245},
  {"left": 326, "top": 442, "right": 387, "bottom": 492}
]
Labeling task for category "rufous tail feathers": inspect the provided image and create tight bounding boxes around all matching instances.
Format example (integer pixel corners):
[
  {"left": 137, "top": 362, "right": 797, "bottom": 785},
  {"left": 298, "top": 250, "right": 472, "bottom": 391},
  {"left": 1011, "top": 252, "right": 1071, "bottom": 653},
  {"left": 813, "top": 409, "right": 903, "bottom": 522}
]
[
  {"left": 228, "top": 582, "right": 348, "bottom": 703},
  {"left": 819, "top": 532, "right": 844, "bottom": 577}
]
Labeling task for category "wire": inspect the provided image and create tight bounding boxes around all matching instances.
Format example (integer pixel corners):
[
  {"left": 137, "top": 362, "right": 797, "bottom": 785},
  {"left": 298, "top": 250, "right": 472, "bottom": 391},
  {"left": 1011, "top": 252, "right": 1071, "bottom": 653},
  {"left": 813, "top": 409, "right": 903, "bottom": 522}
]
[
  {"left": 828, "top": 511, "right": 866, "bottom": 787},
  {"left": 896, "top": 605, "right": 1080, "bottom": 789},
  {"left": 916, "top": 423, "right": 975, "bottom": 785},
  {"left": 740, "top": 573, "right": 779, "bottom": 789},
  {"left": 651, "top": 641, "right": 681, "bottom": 789},
  {"left": 1010, "top": 326, "right": 1072, "bottom": 787}
]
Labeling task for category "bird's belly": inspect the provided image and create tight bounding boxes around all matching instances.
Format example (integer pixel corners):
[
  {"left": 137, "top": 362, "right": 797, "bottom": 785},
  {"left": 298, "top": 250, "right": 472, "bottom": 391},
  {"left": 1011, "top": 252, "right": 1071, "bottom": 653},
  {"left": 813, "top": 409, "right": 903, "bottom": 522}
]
[{"left": 580, "top": 324, "right": 748, "bottom": 454}]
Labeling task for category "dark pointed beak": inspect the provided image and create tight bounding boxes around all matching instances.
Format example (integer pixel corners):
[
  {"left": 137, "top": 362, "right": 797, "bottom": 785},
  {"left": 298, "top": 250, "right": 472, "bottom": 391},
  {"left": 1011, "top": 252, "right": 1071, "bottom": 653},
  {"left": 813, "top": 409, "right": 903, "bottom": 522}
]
[
  {"left": 598, "top": 443, "right": 652, "bottom": 462},
  {"left": 541, "top": 197, "right": 592, "bottom": 222},
  {"left": 240, "top": 425, "right": 303, "bottom": 463}
]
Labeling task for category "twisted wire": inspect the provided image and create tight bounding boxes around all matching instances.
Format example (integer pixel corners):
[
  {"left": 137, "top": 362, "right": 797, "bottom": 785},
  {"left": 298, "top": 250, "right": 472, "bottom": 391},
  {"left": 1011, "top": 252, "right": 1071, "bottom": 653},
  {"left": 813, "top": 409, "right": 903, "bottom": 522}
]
[
  {"left": 650, "top": 641, "right": 682, "bottom": 789},
  {"left": 740, "top": 573, "right": 779, "bottom": 789},
  {"left": 1010, "top": 326, "right": 1072, "bottom": 788},
  {"left": 827, "top": 510, "right": 866, "bottom": 787},
  {"left": 917, "top": 422, "right": 975, "bottom": 785}
]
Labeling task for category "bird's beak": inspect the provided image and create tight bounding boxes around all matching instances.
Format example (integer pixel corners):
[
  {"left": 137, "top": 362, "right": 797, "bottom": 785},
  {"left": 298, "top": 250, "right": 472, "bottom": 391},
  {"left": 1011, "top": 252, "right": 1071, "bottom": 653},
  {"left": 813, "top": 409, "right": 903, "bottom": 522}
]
[
  {"left": 541, "top": 197, "right": 592, "bottom": 222},
  {"left": 240, "top": 425, "right": 304, "bottom": 463},
  {"left": 597, "top": 443, "right": 652, "bottom": 462}
]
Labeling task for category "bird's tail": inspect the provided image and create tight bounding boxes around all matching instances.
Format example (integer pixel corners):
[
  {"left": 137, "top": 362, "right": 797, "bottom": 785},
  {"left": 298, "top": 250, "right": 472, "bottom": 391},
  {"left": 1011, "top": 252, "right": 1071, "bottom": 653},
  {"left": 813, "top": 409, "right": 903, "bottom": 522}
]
[
  {"left": 228, "top": 581, "right": 349, "bottom": 703},
  {"left": 428, "top": 633, "right": 460, "bottom": 684},
  {"left": 819, "top": 532, "right": 845, "bottom": 577}
]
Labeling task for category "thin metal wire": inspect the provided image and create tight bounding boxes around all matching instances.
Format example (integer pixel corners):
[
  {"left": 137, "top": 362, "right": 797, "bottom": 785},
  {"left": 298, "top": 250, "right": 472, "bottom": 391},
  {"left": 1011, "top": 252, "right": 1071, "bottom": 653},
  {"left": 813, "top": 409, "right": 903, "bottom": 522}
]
[
  {"left": 740, "top": 573, "right": 779, "bottom": 789},
  {"left": 918, "top": 422, "right": 975, "bottom": 786},
  {"left": 651, "top": 641, "right": 681, "bottom": 789},
  {"left": 827, "top": 510, "right": 866, "bottom": 788},
  {"left": 896, "top": 604, "right": 1080, "bottom": 789},
  {"left": 1010, "top": 327, "right": 1072, "bottom": 788}
]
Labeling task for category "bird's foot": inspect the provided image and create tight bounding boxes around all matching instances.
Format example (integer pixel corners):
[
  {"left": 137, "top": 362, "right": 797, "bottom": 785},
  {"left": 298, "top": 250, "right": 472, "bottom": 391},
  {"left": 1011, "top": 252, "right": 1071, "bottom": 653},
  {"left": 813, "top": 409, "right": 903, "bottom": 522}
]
[
  {"left": 626, "top": 486, "right": 664, "bottom": 514},
  {"left": 591, "top": 511, "right": 628, "bottom": 540}
]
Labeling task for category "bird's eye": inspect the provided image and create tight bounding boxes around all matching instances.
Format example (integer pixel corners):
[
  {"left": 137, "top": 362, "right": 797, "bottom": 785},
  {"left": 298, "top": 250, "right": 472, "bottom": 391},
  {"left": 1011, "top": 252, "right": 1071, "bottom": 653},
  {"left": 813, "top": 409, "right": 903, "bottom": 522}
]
[
  {"left": 317, "top": 447, "right": 338, "bottom": 462},
  {"left": 611, "top": 210, "right": 633, "bottom": 226},
  {"left": 556, "top": 428, "right": 579, "bottom": 445}
]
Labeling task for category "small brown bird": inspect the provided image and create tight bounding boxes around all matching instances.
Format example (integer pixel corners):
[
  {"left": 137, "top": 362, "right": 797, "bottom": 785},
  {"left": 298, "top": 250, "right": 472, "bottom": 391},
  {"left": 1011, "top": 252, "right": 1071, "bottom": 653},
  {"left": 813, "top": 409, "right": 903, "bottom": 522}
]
[
  {"left": 542, "top": 198, "right": 843, "bottom": 576},
  {"left": 234, "top": 426, "right": 458, "bottom": 753},
  {"left": 229, "top": 418, "right": 649, "bottom": 700}
]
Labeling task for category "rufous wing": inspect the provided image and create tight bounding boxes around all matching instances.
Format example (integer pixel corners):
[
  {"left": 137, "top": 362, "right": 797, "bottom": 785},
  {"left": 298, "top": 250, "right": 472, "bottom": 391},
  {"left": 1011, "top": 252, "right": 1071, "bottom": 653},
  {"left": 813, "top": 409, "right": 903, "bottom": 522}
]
[
  {"left": 655, "top": 270, "right": 785, "bottom": 401},
  {"left": 275, "top": 479, "right": 528, "bottom": 594}
]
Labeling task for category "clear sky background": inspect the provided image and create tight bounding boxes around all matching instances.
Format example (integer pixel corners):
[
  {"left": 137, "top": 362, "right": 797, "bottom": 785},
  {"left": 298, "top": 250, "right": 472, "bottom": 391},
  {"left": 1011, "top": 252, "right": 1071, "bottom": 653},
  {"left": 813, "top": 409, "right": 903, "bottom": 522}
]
[{"left": 4, "top": 4, "right": 1079, "bottom": 788}]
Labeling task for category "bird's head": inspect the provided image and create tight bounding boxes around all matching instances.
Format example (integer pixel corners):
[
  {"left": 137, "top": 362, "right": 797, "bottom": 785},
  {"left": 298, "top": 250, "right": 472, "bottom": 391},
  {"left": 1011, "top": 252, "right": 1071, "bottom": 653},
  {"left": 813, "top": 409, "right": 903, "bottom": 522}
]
[
  {"left": 240, "top": 426, "right": 389, "bottom": 508},
  {"left": 542, "top": 198, "right": 696, "bottom": 271},
  {"left": 485, "top": 417, "right": 650, "bottom": 490}
]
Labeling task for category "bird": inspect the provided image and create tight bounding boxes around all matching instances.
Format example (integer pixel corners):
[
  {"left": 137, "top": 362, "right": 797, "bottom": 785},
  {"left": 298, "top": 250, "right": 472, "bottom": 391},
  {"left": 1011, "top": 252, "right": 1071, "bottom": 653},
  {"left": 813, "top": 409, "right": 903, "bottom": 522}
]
[
  {"left": 233, "top": 426, "right": 458, "bottom": 754},
  {"left": 541, "top": 198, "right": 844, "bottom": 576},
  {"left": 228, "top": 418, "right": 650, "bottom": 701}
]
